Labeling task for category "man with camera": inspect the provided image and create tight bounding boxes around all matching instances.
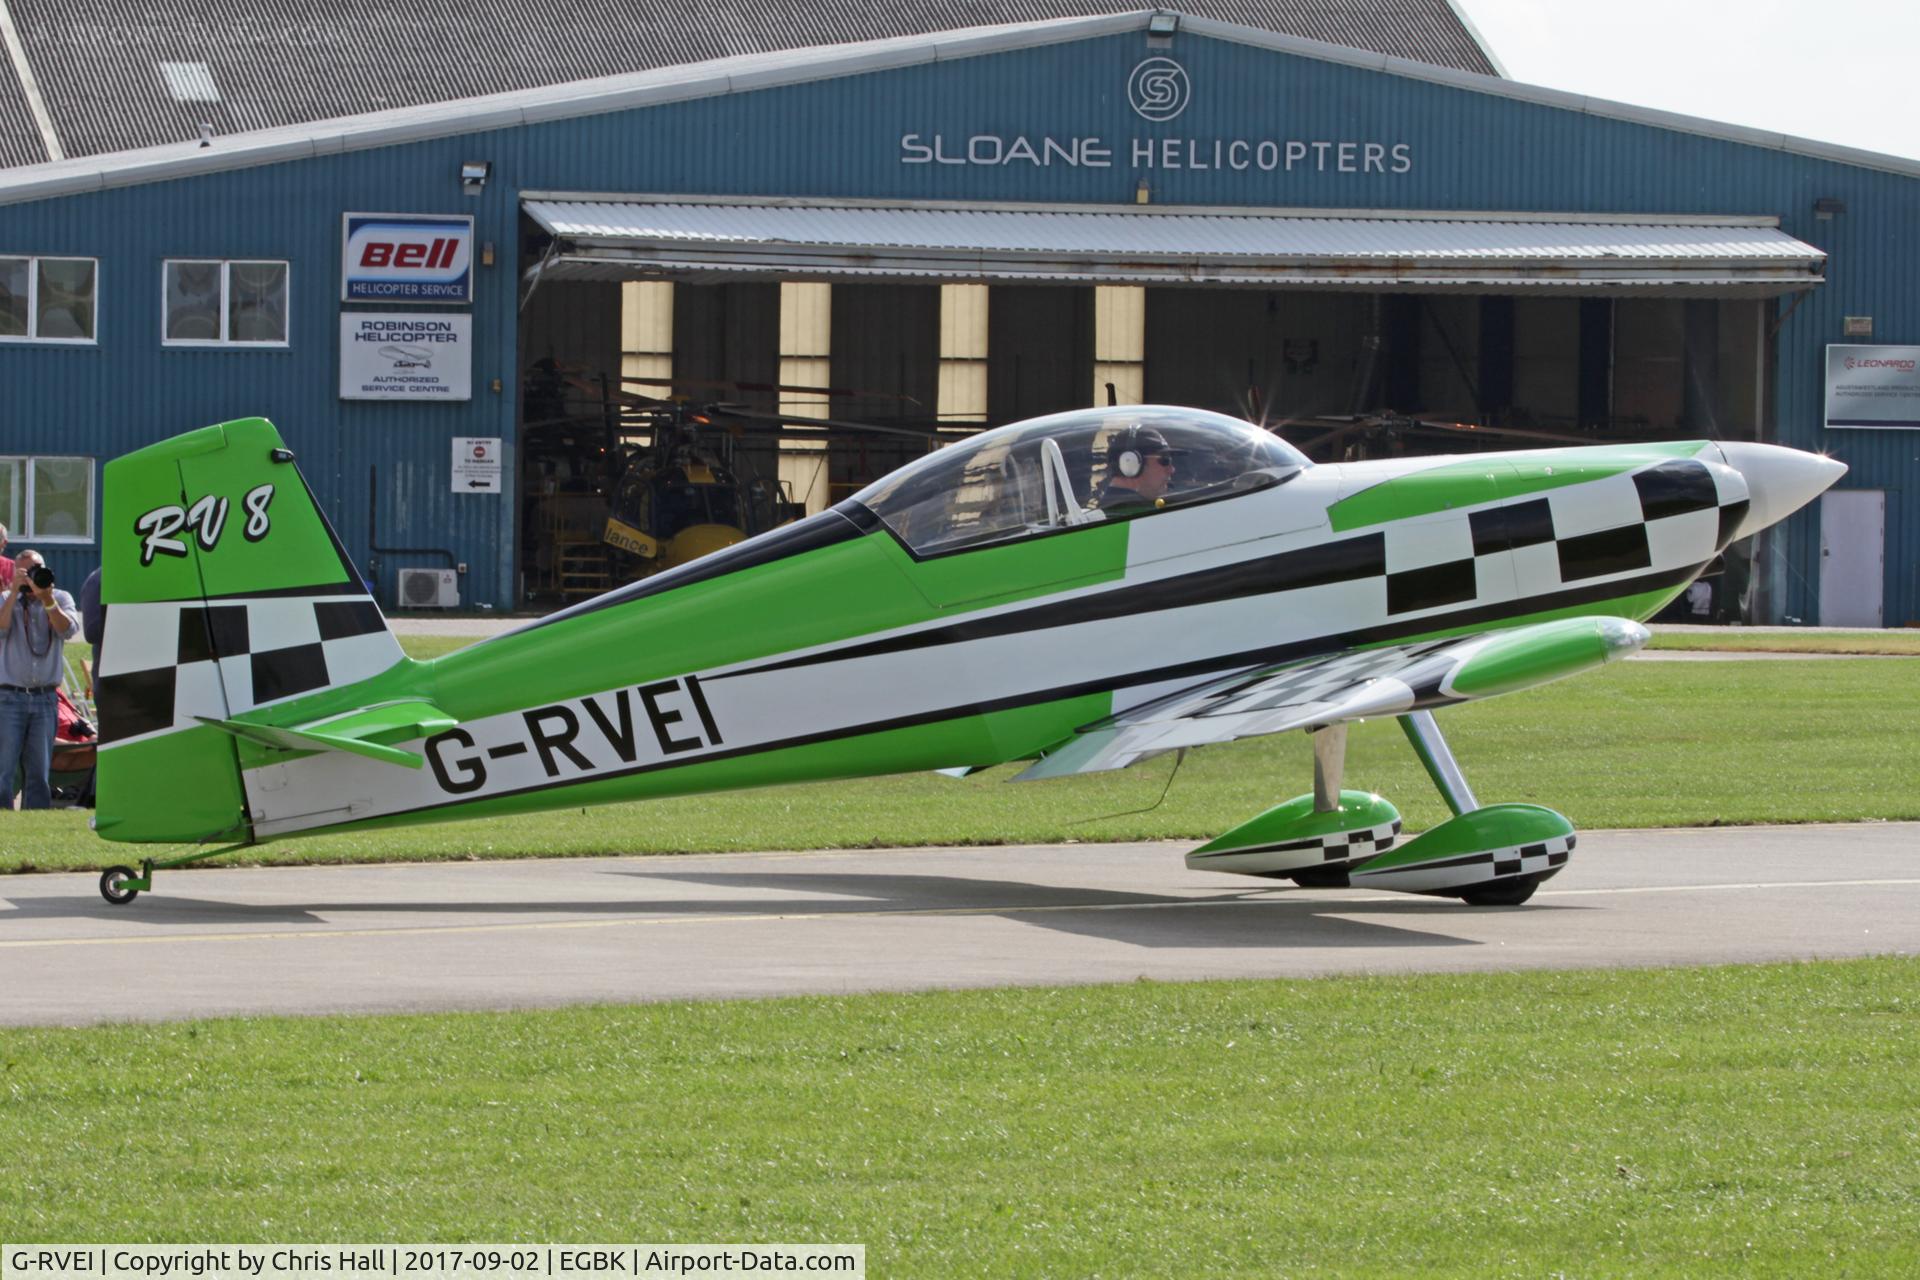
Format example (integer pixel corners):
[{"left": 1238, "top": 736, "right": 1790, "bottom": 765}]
[{"left": 0, "top": 551, "right": 81, "bottom": 810}]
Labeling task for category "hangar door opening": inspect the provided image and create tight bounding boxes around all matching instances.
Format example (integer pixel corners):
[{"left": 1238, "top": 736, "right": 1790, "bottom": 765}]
[
  {"left": 516, "top": 198, "right": 1824, "bottom": 612},
  {"left": 517, "top": 276, "right": 1106, "bottom": 604}
]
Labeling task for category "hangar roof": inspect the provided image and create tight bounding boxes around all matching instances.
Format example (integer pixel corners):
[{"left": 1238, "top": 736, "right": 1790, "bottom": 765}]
[
  {"left": 0, "top": 0, "right": 1498, "bottom": 165},
  {"left": 2, "top": 8, "right": 1917, "bottom": 206}
]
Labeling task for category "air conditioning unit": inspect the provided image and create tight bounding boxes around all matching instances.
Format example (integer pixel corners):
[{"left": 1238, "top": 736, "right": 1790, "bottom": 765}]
[{"left": 397, "top": 567, "right": 459, "bottom": 609}]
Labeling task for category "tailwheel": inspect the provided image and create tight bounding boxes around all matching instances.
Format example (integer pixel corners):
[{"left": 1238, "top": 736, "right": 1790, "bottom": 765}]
[{"left": 100, "top": 865, "right": 141, "bottom": 906}]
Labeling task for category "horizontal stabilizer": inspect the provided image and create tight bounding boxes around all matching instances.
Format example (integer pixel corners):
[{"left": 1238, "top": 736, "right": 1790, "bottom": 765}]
[{"left": 195, "top": 699, "right": 457, "bottom": 770}]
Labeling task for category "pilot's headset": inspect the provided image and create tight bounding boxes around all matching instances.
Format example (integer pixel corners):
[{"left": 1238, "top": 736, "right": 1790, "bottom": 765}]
[{"left": 1113, "top": 427, "right": 1149, "bottom": 478}]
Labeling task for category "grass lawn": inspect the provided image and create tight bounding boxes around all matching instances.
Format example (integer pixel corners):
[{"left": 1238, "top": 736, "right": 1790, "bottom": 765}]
[
  {"left": 8, "top": 649, "right": 1916, "bottom": 873},
  {"left": 2, "top": 958, "right": 1916, "bottom": 1275},
  {"left": 1649, "top": 629, "right": 1920, "bottom": 655}
]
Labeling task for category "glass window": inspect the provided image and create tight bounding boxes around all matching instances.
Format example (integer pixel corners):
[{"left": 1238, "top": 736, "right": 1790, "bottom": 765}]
[
  {"left": 0, "top": 258, "right": 26, "bottom": 336},
  {"left": 0, "top": 256, "right": 97, "bottom": 342},
  {"left": 0, "top": 456, "right": 91, "bottom": 542},
  {"left": 227, "top": 260, "right": 288, "bottom": 342},
  {"left": 164, "top": 260, "right": 223, "bottom": 341},
  {"left": 36, "top": 258, "right": 95, "bottom": 339},
  {"left": 0, "top": 458, "right": 19, "bottom": 530},
  {"left": 165, "top": 258, "right": 289, "bottom": 345},
  {"left": 30, "top": 457, "right": 90, "bottom": 538},
  {"left": 852, "top": 406, "right": 1309, "bottom": 556}
]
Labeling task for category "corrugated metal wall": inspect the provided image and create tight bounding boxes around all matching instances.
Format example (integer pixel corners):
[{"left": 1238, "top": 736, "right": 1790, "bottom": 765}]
[
  {"left": 0, "top": 140, "right": 525, "bottom": 606},
  {"left": 3, "top": 27, "right": 1917, "bottom": 618}
]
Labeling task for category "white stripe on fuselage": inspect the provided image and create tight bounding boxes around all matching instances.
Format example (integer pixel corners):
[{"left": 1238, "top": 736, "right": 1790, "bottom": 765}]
[{"left": 240, "top": 457, "right": 1724, "bottom": 837}]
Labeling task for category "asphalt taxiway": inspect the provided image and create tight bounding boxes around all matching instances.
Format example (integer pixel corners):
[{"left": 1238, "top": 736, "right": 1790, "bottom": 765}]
[{"left": 1, "top": 823, "right": 1915, "bottom": 1025}]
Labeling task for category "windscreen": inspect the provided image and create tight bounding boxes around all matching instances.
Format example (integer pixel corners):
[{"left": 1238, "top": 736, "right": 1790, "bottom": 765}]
[{"left": 852, "top": 406, "right": 1308, "bottom": 555}]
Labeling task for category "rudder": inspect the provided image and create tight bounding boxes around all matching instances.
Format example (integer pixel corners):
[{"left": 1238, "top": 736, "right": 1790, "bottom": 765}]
[{"left": 94, "top": 418, "right": 405, "bottom": 843}]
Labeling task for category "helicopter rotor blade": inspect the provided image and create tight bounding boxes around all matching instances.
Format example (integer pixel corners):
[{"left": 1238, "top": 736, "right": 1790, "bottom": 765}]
[
  {"left": 711, "top": 406, "right": 941, "bottom": 441},
  {"left": 619, "top": 374, "right": 922, "bottom": 406}
]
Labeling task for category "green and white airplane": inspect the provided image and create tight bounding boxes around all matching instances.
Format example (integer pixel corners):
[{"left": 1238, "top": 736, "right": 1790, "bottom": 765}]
[{"left": 91, "top": 408, "right": 1843, "bottom": 907}]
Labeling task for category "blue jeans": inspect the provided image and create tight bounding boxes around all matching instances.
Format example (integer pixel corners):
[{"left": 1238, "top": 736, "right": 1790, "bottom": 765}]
[{"left": 0, "top": 686, "right": 58, "bottom": 810}]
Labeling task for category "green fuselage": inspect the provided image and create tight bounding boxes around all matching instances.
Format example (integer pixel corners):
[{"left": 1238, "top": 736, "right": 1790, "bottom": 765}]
[{"left": 94, "top": 417, "right": 1742, "bottom": 847}]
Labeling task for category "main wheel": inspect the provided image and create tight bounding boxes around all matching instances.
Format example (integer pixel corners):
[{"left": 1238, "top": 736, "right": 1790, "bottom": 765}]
[
  {"left": 1459, "top": 878, "right": 1538, "bottom": 907},
  {"left": 99, "top": 866, "right": 140, "bottom": 906}
]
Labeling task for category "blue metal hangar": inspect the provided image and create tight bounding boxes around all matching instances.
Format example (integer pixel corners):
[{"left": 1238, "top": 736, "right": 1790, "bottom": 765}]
[{"left": 0, "top": 3, "right": 1913, "bottom": 625}]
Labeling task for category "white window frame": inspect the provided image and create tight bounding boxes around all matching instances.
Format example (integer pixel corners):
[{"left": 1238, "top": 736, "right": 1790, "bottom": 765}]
[
  {"left": 0, "top": 255, "right": 99, "bottom": 345},
  {"left": 0, "top": 455, "right": 96, "bottom": 544},
  {"left": 161, "top": 258, "right": 291, "bottom": 348}
]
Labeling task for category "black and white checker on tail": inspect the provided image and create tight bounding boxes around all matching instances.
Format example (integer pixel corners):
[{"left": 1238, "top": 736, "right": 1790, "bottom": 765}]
[
  {"left": 95, "top": 594, "right": 404, "bottom": 745},
  {"left": 1350, "top": 832, "right": 1575, "bottom": 894},
  {"left": 1187, "top": 817, "right": 1402, "bottom": 876}
]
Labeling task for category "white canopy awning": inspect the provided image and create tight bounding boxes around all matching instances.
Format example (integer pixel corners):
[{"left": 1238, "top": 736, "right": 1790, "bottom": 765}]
[{"left": 522, "top": 197, "right": 1826, "bottom": 296}]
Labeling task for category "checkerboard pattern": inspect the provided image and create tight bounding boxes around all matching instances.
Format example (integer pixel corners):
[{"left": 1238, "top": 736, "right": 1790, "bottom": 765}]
[
  {"left": 96, "top": 594, "right": 404, "bottom": 744},
  {"left": 1491, "top": 833, "right": 1576, "bottom": 877},
  {"left": 1382, "top": 456, "right": 1751, "bottom": 617},
  {"left": 1351, "top": 831, "right": 1575, "bottom": 890},
  {"left": 1324, "top": 818, "right": 1404, "bottom": 862},
  {"left": 1044, "top": 635, "right": 1481, "bottom": 779},
  {"left": 1190, "top": 817, "right": 1402, "bottom": 874},
  {"left": 1191, "top": 641, "right": 1456, "bottom": 720}
]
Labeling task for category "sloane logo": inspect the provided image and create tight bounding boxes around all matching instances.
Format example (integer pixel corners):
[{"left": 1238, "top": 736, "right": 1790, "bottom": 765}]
[
  {"left": 898, "top": 52, "right": 1415, "bottom": 175},
  {"left": 1128, "top": 57, "right": 1191, "bottom": 122}
]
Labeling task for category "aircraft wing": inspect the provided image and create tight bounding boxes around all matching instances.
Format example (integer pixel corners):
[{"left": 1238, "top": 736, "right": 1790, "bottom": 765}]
[{"left": 1014, "top": 616, "right": 1647, "bottom": 781}]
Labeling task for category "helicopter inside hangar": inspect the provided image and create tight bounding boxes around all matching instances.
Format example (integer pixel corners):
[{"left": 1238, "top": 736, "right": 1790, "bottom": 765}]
[{"left": 515, "top": 274, "right": 1771, "bottom": 615}]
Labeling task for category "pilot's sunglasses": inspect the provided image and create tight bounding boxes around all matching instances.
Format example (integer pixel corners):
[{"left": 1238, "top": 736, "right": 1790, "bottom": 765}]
[{"left": 1145, "top": 454, "right": 1174, "bottom": 468}]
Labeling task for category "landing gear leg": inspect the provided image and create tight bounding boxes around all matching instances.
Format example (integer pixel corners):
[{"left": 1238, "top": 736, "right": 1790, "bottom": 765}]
[
  {"left": 1344, "top": 711, "right": 1571, "bottom": 905},
  {"left": 1312, "top": 723, "right": 1346, "bottom": 812},
  {"left": 1397, "top": 710, "right": 1478, "bottom": 817}
]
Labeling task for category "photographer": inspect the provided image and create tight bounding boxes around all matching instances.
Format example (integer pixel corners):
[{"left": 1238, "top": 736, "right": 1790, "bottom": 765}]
[{"left": 0, "top": 551, "right": 81, "bottom": 810}]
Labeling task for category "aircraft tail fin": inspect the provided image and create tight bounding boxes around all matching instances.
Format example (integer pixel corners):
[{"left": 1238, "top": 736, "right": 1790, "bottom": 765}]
[{"left": 93, "top": 417, "right": 409, "bottom": 844}]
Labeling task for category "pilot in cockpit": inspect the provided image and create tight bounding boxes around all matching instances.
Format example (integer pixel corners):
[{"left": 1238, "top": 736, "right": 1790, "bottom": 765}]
[{"left": 1088, "top": 426, "right": 1178, "bottom": 515}]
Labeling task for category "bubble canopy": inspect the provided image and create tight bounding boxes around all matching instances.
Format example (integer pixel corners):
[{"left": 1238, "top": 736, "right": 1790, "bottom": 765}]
[{"left": 849, "top": 406, "right": 1310, "bottom": 556}]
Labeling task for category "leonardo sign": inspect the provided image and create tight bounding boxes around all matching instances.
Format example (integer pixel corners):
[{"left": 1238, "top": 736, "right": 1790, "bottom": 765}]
[{"left": 1825, "top": 344, "right": 1920, "bottom": 430}]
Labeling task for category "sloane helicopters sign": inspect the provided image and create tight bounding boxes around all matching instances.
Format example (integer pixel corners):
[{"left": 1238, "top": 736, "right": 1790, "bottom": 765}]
[{"left": 898, "top": 58, "right": 1414, "bottom": 176}]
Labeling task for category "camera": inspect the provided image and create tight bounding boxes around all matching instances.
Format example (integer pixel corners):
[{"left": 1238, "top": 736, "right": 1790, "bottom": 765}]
[{"left": 17, "top": 565, "right": 53, "bottom": 593}]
